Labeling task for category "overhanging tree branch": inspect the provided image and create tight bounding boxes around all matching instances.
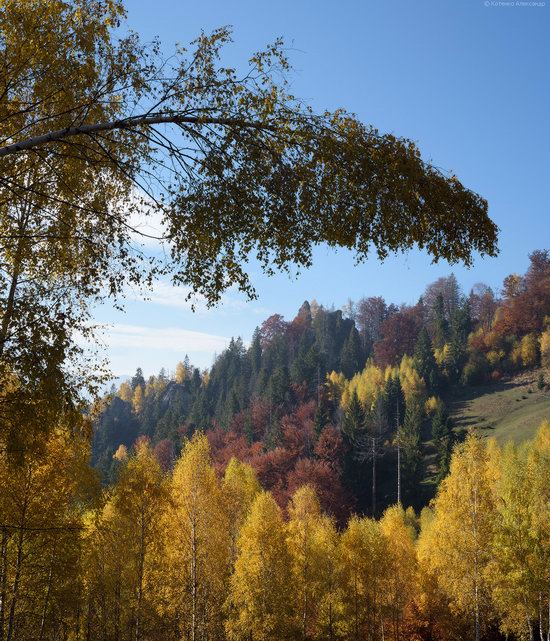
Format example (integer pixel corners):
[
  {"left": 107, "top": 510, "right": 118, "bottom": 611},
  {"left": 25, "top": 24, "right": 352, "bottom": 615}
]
[{"left": 0, "top": 113, "right": 276, "bottom": 158}]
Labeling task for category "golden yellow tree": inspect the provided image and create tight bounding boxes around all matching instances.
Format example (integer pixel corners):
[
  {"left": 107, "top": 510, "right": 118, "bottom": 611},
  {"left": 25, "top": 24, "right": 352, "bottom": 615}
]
[
  {"left": 118, "top": 382, "right": 133, "bottom": 403},
  {"left": 379, "top": 504, "right": 418, "bottom": 640},
  {"left": 287, "top": 489, "right": 345, "bottom": 641},
  {"left": 326, "top": 371, "right": 346, "bottom": 405},
  {"left": 341, "top": 360, "right": 385, "bottom": 411},
  {"left": 487, "top": 422, "right": 550, "bottom": 640},
  {"left": 539, "top": 324, "right": 550, "bottom": 368},
  {"left": 313, "top": 514, "right": 344, "bottom": 641},
  {"left": 82, "top": 502, "right": 128, "bottom": 641},
  {"left": 222, "top": 458, "right": 261, "bottom": 566},
  {"left": 415, "top": 506, "right": 464, "bottom": 639},
  {"left": 113, "top": 443, "right": 129, "bottom": 462},
  {"left": 526, "top": 422, "right": 550, "bottom": 641},
  {"left": 340, "top": 516, "right": 388, "bottom": 640},
  {"left": 226, "top": 491, "right": 294, "bottom": 641},
  {"left": 397, "top": 355, "right": 427, "bottom": 408},
  {"left": 175, "top": 361, "right": 187, "bottom": 384},
  {"left": 132, "top": 385, "right": 144, "bottom": 414},
  {"left": 0, "top": 428, "right": 95, "bottom": 641},
  {"left": 82, "top": 438, "right": 167, "bottom": 641},
  {"left": 520, "top": 334, "right": 539, "bottom": 368},
  {"left": 419, "top": 434, "right": 497, "bottom": 641},
  {"left": 160, "top": 433, "right": 229, "bottom": 641},
  {"left": 286, "top": 485, "right": 328, "bottom": 640}
]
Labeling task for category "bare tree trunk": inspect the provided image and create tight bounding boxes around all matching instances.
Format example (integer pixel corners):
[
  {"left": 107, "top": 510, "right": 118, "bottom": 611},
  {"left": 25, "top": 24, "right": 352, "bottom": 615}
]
[
  {"left": 134, "top": 509, "right": 145, "bottom": 641},
  {"left": 372, "top": 439, "right": 376, "bottom": 518},
  {"left": 353, "top": 572, "right": 359, "bottom": 641},
  {"left": 0, "top": 244, "right": 23, "bottom": 359},
  {"left": 173, "top": 609, "right": 180, "bottom": 641},
  {"left": 6, "top": 467, "right": 31, "bottom": 641},
  {"left": 471, "top": 478, "right": 481, "bottom": 641},
  {"left": 523, "top": 593, "right": 534, "bottom": 641},
  {"left": 474, "top": 581, "right": 480, "bottom": 641},
  {"left": 396, "top": 394, "right": 401, "bottom": 506},
  {"left": 38, "top": 540, "right": 57, "bottom": 641},
  {"left": 100, "top": 562, "right": 107, "bottom": 641},
  {"left": 539, "top": 592, "right": 544, "bottom": 641},
  {"left": 526, "top": 616, "right": 534, "bottom": 641},
  {"left": 191, "top": 519, "right": 197, "bottom": 641},
  {"left": 73, "top": 585, "right": 81, "bottom": 641},
  {"left": 5, "top": 527, "right": 24, "bottom": 641},
  {"left": 114, "top": 569, "right": 121, "bottom": 641},
  {"left": 85, "top": 594, "right": 93, "bottom": 641},
  {"left": 302, "top": 581, "right": 308, "bottom": 641},
  {"left": 301, "top": 522, "right": 309, "bottom": 641},
  {"left": 0, "top": 527, "right": 9, "bottom": 641},
  {"left": 0, "top": 201, "right": 30, "bottom": 360},
  {"left": 397, "top": 439, "right": 401, "bottom": 505}
]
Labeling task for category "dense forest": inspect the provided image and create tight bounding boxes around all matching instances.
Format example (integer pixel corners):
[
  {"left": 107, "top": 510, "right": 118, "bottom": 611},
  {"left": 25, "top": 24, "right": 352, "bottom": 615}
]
[
  {"left": 93, "top": 249, "right": 550, "bottom": 518},
  {"left": 1, "top": 422, "right": 549, "bottom": 641}
]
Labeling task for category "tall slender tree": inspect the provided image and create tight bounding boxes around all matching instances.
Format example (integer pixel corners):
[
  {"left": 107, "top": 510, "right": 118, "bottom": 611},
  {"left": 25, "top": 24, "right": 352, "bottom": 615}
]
[
  {"left": 399, "top": 399, "right": 423, "bottom": 505},
  {"left": 419, "top": 435, "right": 497, "bottom": 641},
  {"left": 340, "top": 516, "right": 387, "bottom": 640},
  {"left": 161, "top": 434, "right": 229, "bottom": 641},
  {"left": 226, "top": 491, "right": 294, "bottom": 641}
]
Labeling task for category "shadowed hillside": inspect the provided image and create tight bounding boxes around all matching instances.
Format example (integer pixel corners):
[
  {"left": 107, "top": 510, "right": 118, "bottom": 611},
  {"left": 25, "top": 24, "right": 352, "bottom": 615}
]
[{"left": 450, "top": 368, "right": 550, "bottom": 444}]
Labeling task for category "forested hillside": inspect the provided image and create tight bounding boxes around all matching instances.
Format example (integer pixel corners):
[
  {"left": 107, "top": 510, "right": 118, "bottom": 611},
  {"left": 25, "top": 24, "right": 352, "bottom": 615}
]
[{"left": 93, "top": 249, "right": 550, "bottom": 517}]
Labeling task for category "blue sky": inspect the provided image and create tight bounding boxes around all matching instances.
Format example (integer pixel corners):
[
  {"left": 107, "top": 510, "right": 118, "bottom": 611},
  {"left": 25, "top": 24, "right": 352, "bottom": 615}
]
[{"left": 94, "top": 0, "right": 549, "bottom": 377}]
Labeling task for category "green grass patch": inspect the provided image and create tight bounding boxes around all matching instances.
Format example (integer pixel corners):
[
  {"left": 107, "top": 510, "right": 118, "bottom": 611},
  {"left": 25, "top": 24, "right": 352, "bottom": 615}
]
[{"left": 449, "top": 370, "right": 550, "bottom": 444}]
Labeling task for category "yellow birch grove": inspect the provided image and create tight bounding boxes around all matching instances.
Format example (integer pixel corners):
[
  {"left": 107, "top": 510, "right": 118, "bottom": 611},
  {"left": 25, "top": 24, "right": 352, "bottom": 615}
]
[
  {"left": 339, "top": 516, "right": 387, "bottom": 640},
  {"left": 311, "top": 514, "right": 344, "bottom": 641},
  {"left": 487, "top": 423, "right": 550, "bottom": 640},
  {"left": 379, "top": 505, "right": 417, "bottom": 639},
  {"left": 0, "top": 427, "right": 548, "bottom": 641}
]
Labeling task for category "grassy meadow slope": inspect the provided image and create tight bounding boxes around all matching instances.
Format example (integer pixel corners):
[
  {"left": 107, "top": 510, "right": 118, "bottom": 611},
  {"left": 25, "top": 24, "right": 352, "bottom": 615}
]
[{"left": 450, "top": 368, "right": 550, "bottom": 444}]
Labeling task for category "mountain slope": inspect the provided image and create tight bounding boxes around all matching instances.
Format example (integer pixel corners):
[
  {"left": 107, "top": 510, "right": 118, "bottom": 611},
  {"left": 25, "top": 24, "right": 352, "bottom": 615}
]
[{"left": 450, "top": 368, "right": 550, "bottom": 444}]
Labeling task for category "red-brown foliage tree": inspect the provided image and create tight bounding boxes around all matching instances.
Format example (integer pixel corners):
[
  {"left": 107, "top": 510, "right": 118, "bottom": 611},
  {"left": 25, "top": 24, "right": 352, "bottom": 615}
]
[
  {"left": 374, "top": 305, "right": 423, "bottom": 367},
  {"left": 286, "top": 458, "right": 352, "bottom": 522}
]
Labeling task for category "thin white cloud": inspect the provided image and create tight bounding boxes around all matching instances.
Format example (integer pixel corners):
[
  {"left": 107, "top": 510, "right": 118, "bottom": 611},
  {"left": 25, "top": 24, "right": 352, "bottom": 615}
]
[
  {"left": 114, "top": 192, "right": 272, "bottom": 316},
  {"left": 107, "top": 189, "right": 167, "bottom": 250},
  {"left": 104, "top": 323, "right": 231, "bottom": 353},
  {"left": 126, "top": 202, "right": 167, "bottom": 249}
]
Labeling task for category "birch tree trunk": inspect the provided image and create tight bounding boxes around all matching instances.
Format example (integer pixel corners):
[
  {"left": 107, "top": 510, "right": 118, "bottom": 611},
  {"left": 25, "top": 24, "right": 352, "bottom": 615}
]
[
  {"left": 134, "top": 508, "right": 145, "bottom": 641},
  {"left": 0, "top": 527, "right": 9, "bottom": 641},
  {"left": 191, "top": 519, "right": 197, "bottom": 641},
  {"left": 372, "top": 439, "right": 376, "bottom": 518},
  {"left": 5, "top": 467, "right": 31, "bottom": 641},
  {"left": 38, "top": 540, "right": 57, "bottom": 641}
]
